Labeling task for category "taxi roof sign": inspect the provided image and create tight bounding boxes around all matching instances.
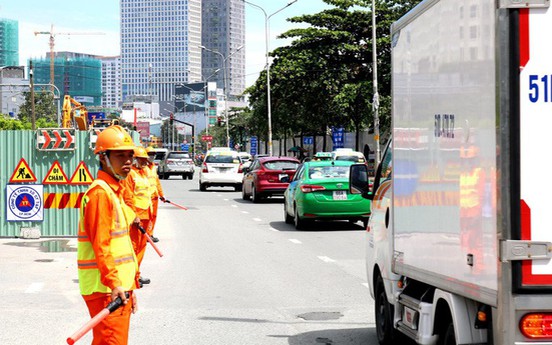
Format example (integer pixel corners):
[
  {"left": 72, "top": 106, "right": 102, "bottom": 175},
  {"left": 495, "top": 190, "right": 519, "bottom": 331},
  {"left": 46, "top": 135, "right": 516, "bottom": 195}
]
[
  {"left": 43, "top": 161, "right": 69, "bottom": 185},
  {"left": 9, "top": 158, "right": 37, "bottom": 183}
]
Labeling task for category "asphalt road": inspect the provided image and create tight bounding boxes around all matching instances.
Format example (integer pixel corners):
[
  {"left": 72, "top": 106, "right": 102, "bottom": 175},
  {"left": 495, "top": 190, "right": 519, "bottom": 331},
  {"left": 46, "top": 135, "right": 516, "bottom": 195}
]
[{"left": 0, "top": 173, "right": 380, "bottom": 345}]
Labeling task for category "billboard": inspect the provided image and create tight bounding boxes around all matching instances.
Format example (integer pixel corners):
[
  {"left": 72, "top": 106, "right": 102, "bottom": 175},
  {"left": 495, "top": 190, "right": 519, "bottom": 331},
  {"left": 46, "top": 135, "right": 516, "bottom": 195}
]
[{"left": 175, "top": 82, "right": 206, "bottom": 112}]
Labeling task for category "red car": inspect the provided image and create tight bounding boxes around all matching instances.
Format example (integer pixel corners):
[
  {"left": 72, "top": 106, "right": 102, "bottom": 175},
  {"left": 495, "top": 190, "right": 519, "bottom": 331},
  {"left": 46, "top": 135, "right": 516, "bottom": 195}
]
[{"left": 242, "top": 156, "right": 300, "bottom": 203}]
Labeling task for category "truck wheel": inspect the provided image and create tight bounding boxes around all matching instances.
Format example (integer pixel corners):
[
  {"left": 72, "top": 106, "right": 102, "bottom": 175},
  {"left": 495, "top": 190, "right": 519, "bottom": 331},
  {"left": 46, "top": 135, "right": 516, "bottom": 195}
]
[
  {"left": 438, "top": 320, "right": 456, "bottom": 345},
  {"left": 375, "top": 275, "right": 396, "bottom": 345},
  {"left": 199, "top": 182, "right": 206, "bottom": 191}
]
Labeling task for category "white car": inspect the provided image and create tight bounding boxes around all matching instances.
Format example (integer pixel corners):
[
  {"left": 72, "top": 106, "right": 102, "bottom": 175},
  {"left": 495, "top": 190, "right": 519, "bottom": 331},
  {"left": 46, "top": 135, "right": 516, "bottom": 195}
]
[
  {"left": 199, "top": 150, "right": 243, "bottom": 191},
  {"left": 238, "top": 151, "right": 253, "bottom": 170},
  {"left": 331, "top": 148, "right": 367, "bottom": 163}
]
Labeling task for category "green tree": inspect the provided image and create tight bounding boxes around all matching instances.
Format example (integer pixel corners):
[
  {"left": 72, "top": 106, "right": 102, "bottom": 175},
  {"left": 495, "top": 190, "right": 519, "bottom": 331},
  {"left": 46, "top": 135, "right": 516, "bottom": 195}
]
[
  {"left": 18, "top": 90, "right": 58, "bottom": 125},
  {"left": 245, "top": 0, "right": 422, "bottom": 146}
]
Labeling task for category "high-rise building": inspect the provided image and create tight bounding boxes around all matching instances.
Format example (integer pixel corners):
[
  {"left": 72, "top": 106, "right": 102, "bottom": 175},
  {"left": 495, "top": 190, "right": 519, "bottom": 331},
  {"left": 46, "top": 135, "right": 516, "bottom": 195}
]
[
  {"left": 31, "top": 52, "right": 102, "bottom": 106},
  {"left": 120, "top": 0, "right": 202, "bottom": 107},
  {"left": 100, "top": 56, "right": 122, "bottom": 109},
  {"left": 0, "top": 18, "right": 19, "bottom": 66},
  {"left": 201, "top": 0, "right": 245, "bottom": 99}
]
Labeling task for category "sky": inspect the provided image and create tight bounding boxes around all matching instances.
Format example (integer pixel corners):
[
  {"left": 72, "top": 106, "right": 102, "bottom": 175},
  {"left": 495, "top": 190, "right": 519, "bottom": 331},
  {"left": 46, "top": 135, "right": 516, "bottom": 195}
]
[{"left": 0, "top": 0, "right": 330, "bottom": 88}]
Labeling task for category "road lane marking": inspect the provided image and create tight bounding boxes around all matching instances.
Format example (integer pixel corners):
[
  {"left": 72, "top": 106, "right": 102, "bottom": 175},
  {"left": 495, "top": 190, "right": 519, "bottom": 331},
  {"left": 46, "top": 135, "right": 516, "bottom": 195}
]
[
  {"left": 269, "top": 227, "right": 279, "bottom": 232},
  {"left": 231, "top": 204, "right": 238, "bottom": 208},
  {"left": 25, "top": 282, "right": 44, "bottom": 294},
  {"left": 241, "top": 211, "right": 249, "bottom": 214},
  {"left": 252, "top": 218, "right": 262, "bottom": 222},
  {"left": 223, "top": 198, "right": 229, "bottom": 201},
  {"left": 317, "top": 256, "right": 336, "bottom": 263},
  {"left": 362, "top": 283, "right": 370, "bottom": 289},
  {"left": 289, "top": 239, "right": 302, "bottom": 244}
]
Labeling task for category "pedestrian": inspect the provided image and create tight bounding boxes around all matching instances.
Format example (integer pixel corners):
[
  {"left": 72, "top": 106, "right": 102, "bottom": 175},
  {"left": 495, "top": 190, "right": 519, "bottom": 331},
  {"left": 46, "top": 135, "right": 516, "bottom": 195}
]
[
  {"left": 76, "top": 125, "right": 139, "bottom": 345},
  {"left": 121, "top": 146, "right": 153, "bottom": 286},
  {"left": 146, "top": 146, "right": 165, "bottom": 243}
]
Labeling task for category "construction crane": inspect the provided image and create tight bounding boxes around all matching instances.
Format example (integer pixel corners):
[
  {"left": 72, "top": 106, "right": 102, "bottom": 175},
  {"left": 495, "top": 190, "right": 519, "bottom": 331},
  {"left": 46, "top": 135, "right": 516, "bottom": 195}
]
[{"left": 34, "top": 24, "right": 104, "bottom": 90}]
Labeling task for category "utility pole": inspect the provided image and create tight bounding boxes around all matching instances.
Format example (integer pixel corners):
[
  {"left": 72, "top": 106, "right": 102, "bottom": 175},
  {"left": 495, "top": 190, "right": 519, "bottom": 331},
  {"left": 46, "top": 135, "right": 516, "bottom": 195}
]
[
  {"left": 29, "top": 61, "right": 36, "bottom": 130},
  {"left": 372, "top": 0, "right": 381, "bottom": 167}
]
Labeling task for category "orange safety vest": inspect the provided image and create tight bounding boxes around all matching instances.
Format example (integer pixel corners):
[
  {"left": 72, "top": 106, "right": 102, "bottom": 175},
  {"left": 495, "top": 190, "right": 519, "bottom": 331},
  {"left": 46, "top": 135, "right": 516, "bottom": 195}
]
[
  {"left": 146, "top": 165, "right": 159, "bottom": 198},
  {"left": 131, "top": 168, "right": 153, "bottom": 210},
  {"left": 77, "top": 179, "right": 138, "bottom": 295}
]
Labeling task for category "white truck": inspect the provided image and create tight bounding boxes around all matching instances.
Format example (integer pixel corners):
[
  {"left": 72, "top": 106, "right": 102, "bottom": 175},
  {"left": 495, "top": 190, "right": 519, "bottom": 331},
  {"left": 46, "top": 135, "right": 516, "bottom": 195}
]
[{"left": 350, "top": 0, "right": 552, "bottom": 344}]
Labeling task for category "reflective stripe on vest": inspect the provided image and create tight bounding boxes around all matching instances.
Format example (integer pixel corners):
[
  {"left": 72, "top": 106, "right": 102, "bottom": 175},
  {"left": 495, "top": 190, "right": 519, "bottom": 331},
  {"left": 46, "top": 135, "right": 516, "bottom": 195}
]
[{"left": 77, "top": 179, "right": 138, "bottom": 295}]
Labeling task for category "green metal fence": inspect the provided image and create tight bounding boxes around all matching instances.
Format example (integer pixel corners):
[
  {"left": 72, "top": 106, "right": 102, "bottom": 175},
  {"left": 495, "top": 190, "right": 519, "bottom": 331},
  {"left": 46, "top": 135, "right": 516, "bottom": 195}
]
[{"left": 0, "top": 129, "right": 138, "bottom": 238}]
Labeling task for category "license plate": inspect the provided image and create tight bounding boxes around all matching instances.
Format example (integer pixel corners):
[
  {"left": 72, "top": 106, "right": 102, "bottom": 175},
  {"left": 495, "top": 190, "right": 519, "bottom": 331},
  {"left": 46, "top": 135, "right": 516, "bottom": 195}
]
[
  {"left": 332, "top": 190, "right": 347, "bottom": 200},
  {"left": 402, "top": 306, "right": 418, "bottom": 330}
]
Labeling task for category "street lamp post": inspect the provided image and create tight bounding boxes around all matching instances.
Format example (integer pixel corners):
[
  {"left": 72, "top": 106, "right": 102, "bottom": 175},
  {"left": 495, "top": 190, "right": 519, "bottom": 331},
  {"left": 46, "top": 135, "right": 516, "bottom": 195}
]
[
  {"left": 243, "top": 0, "right": 298, "bottom": 156},
  {"left": 199, "top": 45, "right": 244, "bottom": 148},
  {"left": 371, "top": 0, "right": 381, "bottom": 167}
]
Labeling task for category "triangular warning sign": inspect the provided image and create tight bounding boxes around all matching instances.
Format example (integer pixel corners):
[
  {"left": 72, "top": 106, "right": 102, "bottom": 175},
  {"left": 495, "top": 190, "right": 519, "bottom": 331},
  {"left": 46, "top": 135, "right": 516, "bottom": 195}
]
[
  {"left": 43, "top": 160, "right": 69, "bottom": 185},
  {"left": 9, "top": 158, "right": 37, "bottom": 183},
  {"left": 70, "top": 161, "right": 95, "bottom": 185}
]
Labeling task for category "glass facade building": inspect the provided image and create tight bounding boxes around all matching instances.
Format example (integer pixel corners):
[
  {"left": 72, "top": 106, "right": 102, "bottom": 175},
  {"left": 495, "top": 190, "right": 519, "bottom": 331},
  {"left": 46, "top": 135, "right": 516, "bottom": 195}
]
[
  {"left": 201, "top": 0, "right": 245, "bottom": 98},
  {"left": 120, "top": 0, "right": 202, "bottom": 104},
  {"left": 0, "top": 18, "right": 19, "bottom": 66}
]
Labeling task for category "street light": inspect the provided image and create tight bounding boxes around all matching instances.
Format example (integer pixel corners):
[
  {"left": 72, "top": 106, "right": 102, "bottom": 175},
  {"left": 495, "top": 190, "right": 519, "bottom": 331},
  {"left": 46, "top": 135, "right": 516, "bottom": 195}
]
[
  {"left": 199, "top": 44, "right": 244, "bottom": 148},
  {"left": 243, "top": 0, "right": 298, "bottom": 156}
]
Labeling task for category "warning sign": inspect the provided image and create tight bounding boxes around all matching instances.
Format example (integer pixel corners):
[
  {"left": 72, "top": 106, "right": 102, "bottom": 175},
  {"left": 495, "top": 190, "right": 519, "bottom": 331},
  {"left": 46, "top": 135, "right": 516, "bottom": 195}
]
[
  {"left": 69, "top": 161, "right": 94, "bottom": 185},
  {"left": 9, "top": 158, "right": 37, "bottom": 183},
  {"left": 43, "top": 161, "right": 69, "bottom": 185}
]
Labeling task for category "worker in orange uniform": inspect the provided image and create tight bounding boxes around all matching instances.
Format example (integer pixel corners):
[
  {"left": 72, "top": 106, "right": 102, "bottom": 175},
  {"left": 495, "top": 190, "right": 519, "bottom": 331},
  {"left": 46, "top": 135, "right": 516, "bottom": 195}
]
[
  {"left": 121, "top": 146, "right": 153, "bottom": 286},
  {"left": 145, "top": 146, "right": 165, "bottom": 243},
  {"left": 77, "top": 125, "right": 139, "bottom": 345}
]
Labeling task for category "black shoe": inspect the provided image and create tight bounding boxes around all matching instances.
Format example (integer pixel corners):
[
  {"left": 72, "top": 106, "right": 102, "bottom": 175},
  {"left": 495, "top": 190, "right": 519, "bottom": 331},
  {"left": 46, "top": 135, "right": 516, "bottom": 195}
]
[
  {"left": 139, "top": 277, "right": 151, "bottom": 285},
  {"left": 151, "top": 236, "right": 159, "bottom": 243}
]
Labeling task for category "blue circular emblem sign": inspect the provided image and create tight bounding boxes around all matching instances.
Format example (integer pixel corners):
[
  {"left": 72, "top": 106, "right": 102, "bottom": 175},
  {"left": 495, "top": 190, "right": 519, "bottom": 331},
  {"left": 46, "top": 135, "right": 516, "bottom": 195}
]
[{"left": 8, "top": 186, "right": 42, "bottom": 220}]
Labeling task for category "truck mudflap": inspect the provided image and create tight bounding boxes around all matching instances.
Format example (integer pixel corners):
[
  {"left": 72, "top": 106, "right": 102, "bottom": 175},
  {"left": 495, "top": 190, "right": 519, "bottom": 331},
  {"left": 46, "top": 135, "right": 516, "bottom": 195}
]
[{"left": 518, "top": 6, "right": 552, "bottom": 288}]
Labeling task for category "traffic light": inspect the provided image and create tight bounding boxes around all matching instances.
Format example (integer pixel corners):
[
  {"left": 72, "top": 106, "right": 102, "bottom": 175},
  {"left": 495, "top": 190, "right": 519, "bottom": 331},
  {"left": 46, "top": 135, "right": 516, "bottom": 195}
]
[{"left": 170, "top": 113, "right": 174, "bottom": 125}]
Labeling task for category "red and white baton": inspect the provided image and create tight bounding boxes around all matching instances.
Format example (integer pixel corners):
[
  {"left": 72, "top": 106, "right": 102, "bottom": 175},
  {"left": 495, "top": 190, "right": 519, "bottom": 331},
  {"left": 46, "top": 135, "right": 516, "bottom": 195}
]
[{"left": 137, "top": 225, "right": 164, "bottom": 257}]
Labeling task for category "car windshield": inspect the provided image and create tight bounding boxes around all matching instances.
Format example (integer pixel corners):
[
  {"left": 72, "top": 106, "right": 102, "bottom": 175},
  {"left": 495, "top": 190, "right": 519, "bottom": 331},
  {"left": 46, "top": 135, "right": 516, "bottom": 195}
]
[
  {"left": 263, "top": 161, "right": 299, "bottom": 171},
  {"left": 205, "top": 154, "right": 239, "bottom": 163},
  {"left": 308, "top": 166, "right": 350, "bottom": 179},
  {"left": 168, "top": 153, "right": 190, "bottom": 159},
  {"left": 153, "top": 152, "right": 167, "bottom": 160}
]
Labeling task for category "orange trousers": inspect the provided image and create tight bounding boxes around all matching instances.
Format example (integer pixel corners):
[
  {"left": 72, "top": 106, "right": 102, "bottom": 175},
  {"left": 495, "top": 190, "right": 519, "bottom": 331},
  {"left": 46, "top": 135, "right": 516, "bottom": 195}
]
[
  {"left": 130, "top": 219, "right": 150, "bottom": 267},
  {"left": 149, "top": 198, "right": 159, "bottom": 235},
  {"left": 84, "top": 293, "right": 133, "bottom": 345}
]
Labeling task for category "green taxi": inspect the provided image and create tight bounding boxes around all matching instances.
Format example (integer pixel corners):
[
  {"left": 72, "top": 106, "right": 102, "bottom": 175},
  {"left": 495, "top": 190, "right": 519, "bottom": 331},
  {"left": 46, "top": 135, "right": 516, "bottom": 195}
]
[{"left": 283, "top": 160, "right": 371, "bottom": 230}]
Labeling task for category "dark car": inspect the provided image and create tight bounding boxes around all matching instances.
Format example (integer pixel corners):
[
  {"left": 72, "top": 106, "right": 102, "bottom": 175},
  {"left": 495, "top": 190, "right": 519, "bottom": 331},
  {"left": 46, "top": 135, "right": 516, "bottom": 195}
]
[{"left": 242, "top": 156, "right": 300, "bottom": 203}]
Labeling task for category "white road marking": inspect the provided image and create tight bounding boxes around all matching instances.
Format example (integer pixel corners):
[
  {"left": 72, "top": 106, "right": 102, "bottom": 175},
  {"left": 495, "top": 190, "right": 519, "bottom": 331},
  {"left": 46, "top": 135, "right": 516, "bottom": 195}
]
[
  {"left": 241, "top": 211, "right": 249, "bottom": 214},
  {"left": 317, "top": 256, "right": 336, "bottom": 263},
  {"left": 252, "top": 218, "right": 262, "bottom": 222},
  {"left": 25, "top": 282, "right": 44, "bottom": 294},
  {"left": 288, "top": 239, "right": 302, "bottom": 244},
  {"left": 231, "top": 204, "right": 238, "bottom": 208},
  {"left": 269, "top": 227, "right": 279, "bottom": 232},
  {"left": 362, "top": 283, "right": 370, "bottom": 289},
  {"left": 223, "top": 198, "right": 229, "bottom": 201}
]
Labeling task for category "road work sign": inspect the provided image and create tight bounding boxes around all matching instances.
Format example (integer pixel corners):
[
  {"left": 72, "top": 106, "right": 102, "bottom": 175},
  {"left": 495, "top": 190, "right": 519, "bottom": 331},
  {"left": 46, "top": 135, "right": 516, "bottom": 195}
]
[
  {"left": 43, "top": 161, "right": 69, "bottom": 185},
  {"left": 9, "top": 158, "right": 37, "bottom": 183}
]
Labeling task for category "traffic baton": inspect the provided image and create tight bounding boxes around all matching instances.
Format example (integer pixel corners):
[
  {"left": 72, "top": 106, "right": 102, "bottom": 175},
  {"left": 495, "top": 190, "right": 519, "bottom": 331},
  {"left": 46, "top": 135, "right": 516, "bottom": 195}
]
[
  {"left": 164, "top": 199, "right": 188, "bottom": 211},
  {"left": 137, "top": 225, "right": 164, "bottom": 257},
  {"left": 67, "top": 293, "right": 129, "bottom": 344}
]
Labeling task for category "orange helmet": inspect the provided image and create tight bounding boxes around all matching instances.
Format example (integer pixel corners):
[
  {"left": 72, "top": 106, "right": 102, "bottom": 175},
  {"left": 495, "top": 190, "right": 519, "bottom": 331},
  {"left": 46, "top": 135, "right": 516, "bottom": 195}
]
[
  {"left": 134, "top": 146, "right": 149, "bottom": 158},
  {"left": 94, "top": 125, "right": 136, "bottom": 154}
]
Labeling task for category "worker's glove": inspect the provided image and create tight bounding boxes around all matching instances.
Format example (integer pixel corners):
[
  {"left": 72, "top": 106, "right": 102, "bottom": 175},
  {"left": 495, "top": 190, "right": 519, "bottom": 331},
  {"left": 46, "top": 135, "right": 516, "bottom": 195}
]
[{"left": 159, "top": 196, "right": 165, "bottom": 202}]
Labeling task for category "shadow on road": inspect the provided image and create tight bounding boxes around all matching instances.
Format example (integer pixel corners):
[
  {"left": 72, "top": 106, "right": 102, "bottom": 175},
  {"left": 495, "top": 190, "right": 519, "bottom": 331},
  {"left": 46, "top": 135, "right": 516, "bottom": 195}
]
[
  {"left": 270, "top": 220, "right": 366, "bottom": 232},
  {"left": 285, "top": 327, "right": 376, "bottom": 345}
]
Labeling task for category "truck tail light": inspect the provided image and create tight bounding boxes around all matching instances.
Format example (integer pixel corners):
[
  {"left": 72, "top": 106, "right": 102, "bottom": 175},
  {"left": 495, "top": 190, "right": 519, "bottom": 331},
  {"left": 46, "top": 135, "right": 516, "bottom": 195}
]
[
  {"left": 202, "top": 163, "right": 209, "bottom": 173},
  {"left": 520, "top": 313, "right": 552, "bottom": 339},
  {"left": 300, "top": 185, "right": 326, "bottom": 193}
]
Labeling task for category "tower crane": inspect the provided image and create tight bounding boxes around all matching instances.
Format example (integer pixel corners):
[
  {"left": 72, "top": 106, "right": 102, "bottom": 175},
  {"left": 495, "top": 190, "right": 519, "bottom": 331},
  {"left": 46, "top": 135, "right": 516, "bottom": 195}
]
[{"left": 34, "top": 24, "right": 104, "bottom": 90}]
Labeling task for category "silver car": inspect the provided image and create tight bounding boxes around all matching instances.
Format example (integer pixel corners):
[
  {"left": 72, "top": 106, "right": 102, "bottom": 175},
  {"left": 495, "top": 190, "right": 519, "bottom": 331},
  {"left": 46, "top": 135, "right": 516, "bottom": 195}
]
[{"left": 158, "top": 151, "right": 195, "bottom": 180}]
